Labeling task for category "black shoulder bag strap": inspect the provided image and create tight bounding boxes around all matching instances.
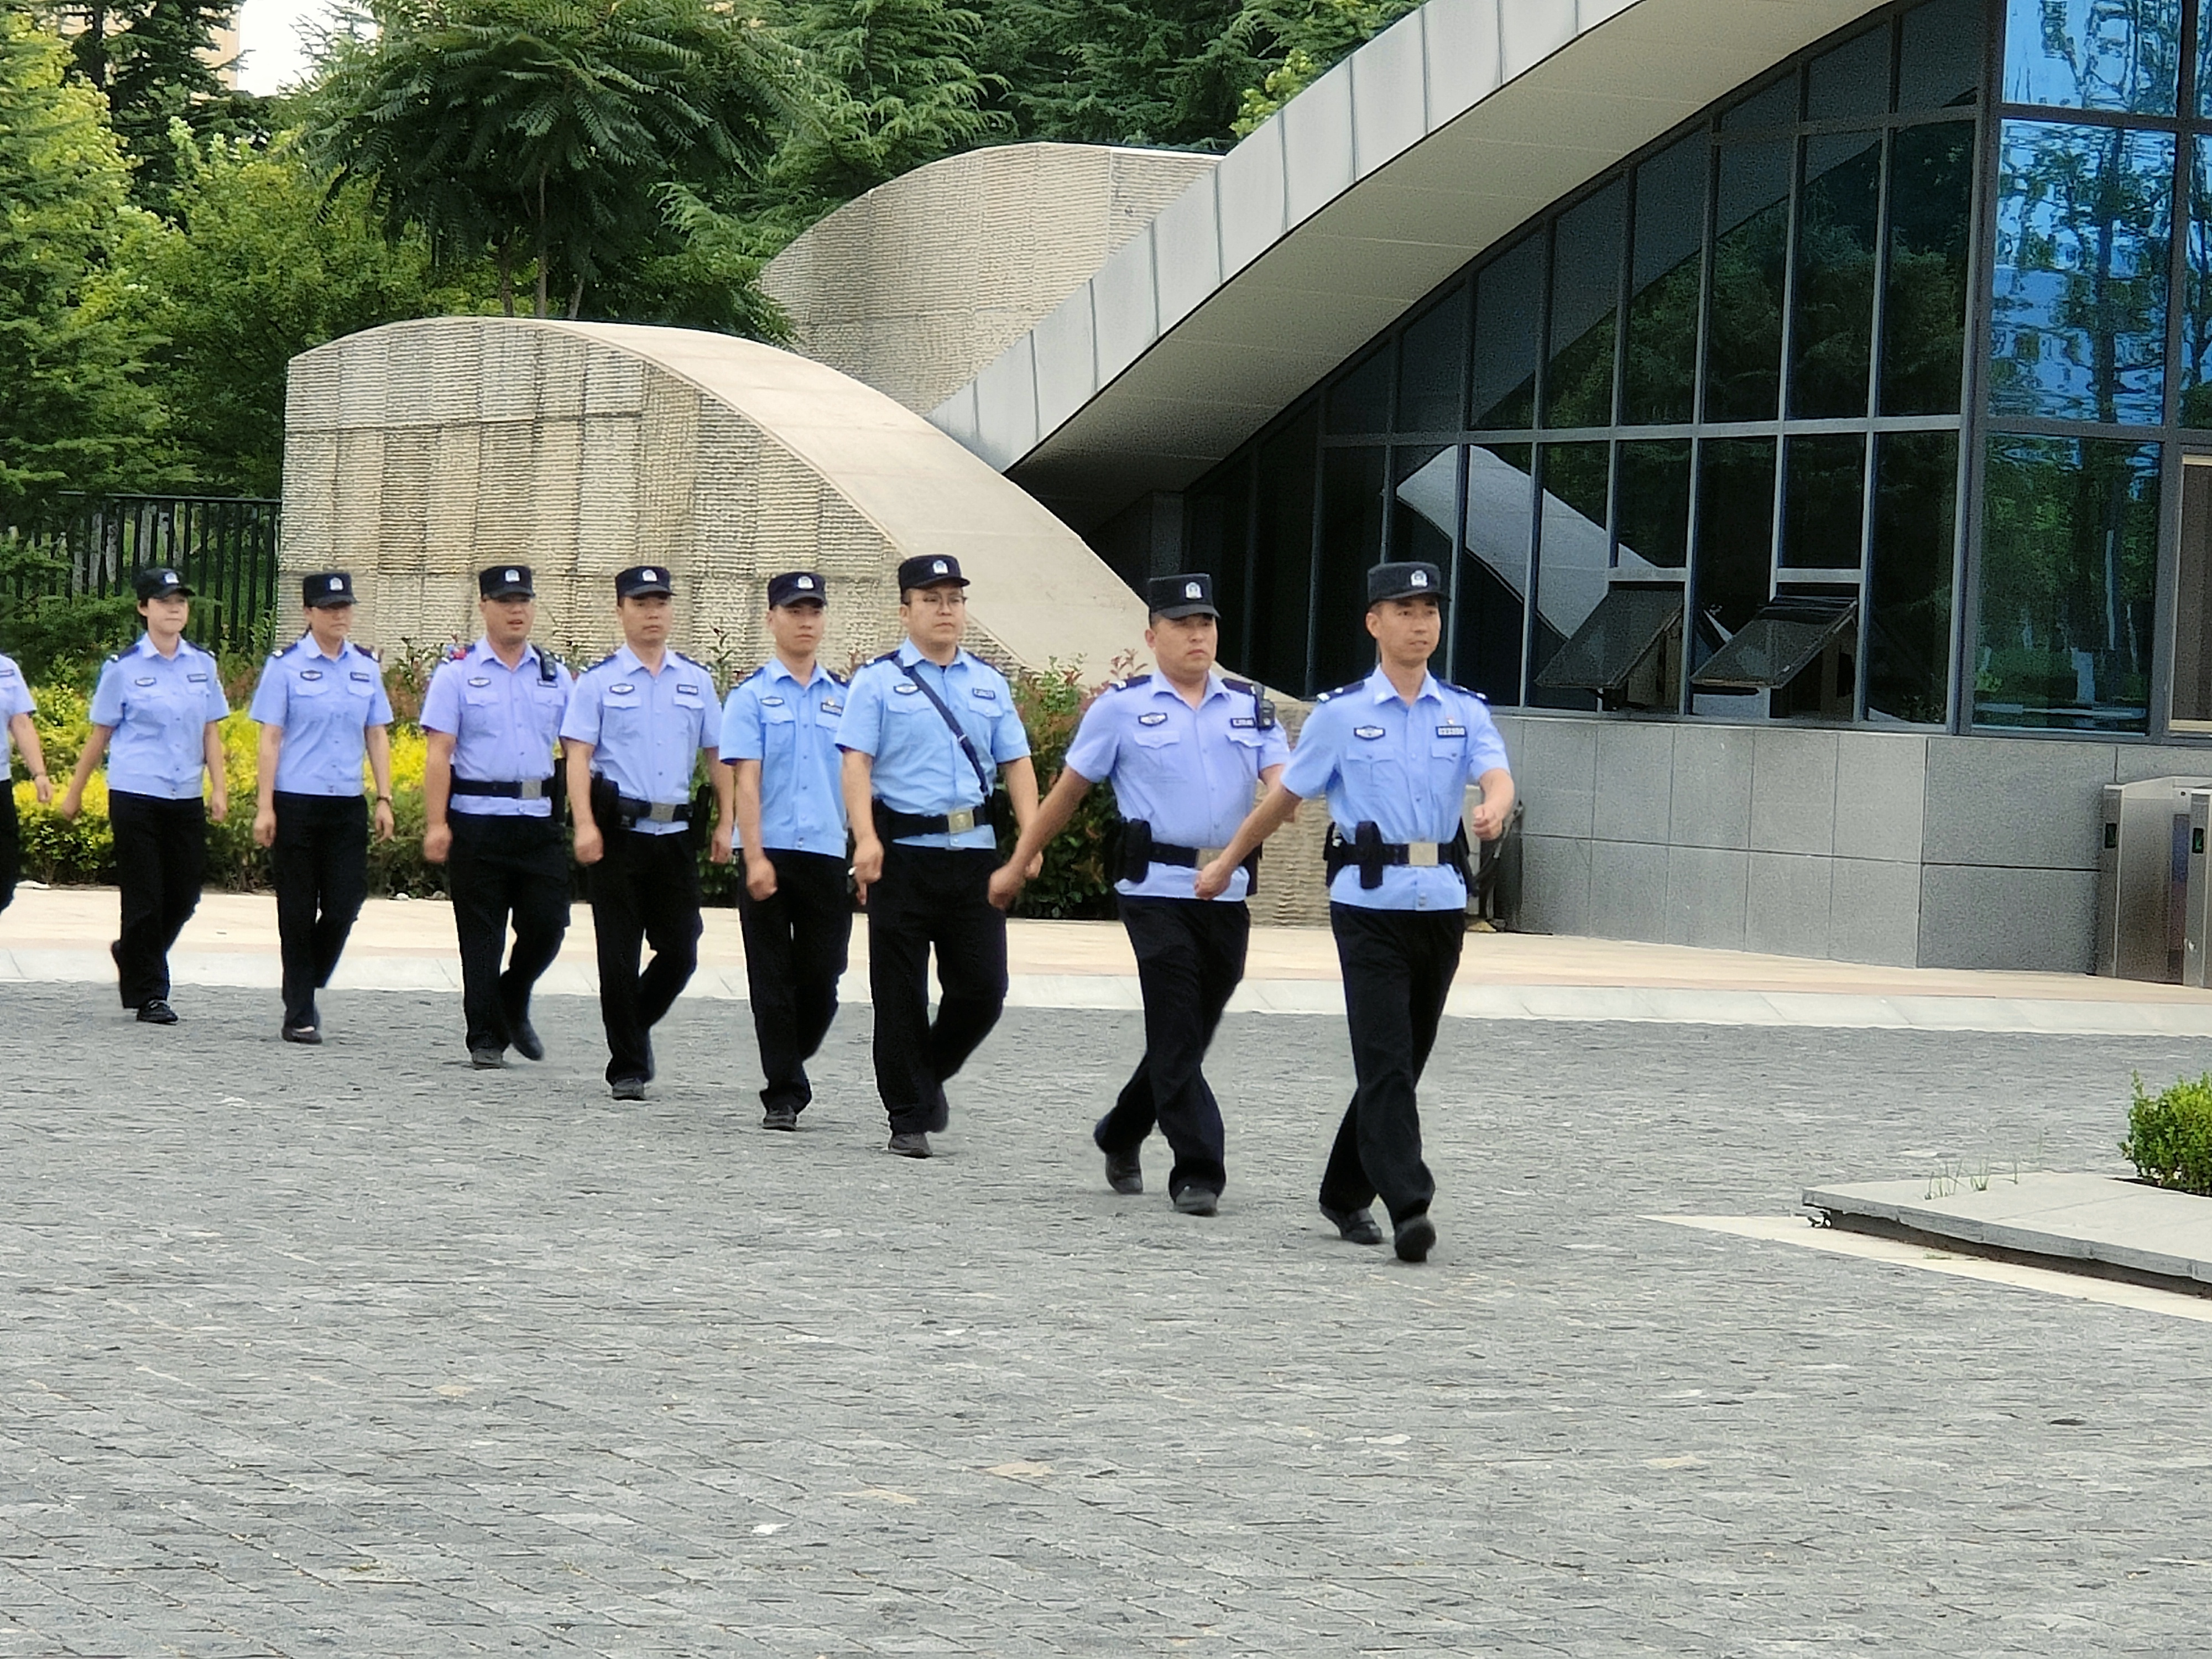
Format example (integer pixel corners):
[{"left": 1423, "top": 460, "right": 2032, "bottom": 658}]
[{"left": 901, "top": 660, "right": 995, "bottom": 802}]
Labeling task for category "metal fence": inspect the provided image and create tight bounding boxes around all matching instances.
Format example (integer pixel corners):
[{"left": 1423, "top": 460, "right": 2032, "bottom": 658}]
[{"left": 3, "top": 493, "right": 283, "bottom": 654}]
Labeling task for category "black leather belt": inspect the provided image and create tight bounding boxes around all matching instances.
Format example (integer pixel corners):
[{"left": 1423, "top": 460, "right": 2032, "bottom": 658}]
[
  {"left": 874, "top": 799, "right": 1000, "bottom": 838},
  {"left": 452, "top": 777, "right": 551, "bottom": 800},
  {"left": 616, "top": 795, "right": 692, "bottom": 825},
  {"left": 1121, "top": 820, "right": 1262, "bottom": 894},
  {"left": 1324, "top": 821, "right": 1471, "bottom": 890}
]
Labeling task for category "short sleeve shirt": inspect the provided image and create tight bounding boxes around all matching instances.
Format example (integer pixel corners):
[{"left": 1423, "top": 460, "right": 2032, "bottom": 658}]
[
  {"left": 90, "top": 635, "right": 230, "bottom": 800},
  {"left": 0, "top": 653, "right": 33, "bottom": 770},
  {"left": 559, "top": 644, "right": 718, "bottom": 837},
  {"left": 835, "top": 642, "right": 1029, "bottom": 851},
  {"left": 247, "top": 638, "right": 394, "bottom": 797},
  {"left": 1281, "top": 665, "right": 1509, "bottom": 911},
  {"left": 1063, "top": 672, "right": 1290, "bottom": 901},
  {"left": 420, "top": 638, "right": 573, "bottom": 818},
  {"left": 719, "top": 657, "right": 848, "bottom": 854}
]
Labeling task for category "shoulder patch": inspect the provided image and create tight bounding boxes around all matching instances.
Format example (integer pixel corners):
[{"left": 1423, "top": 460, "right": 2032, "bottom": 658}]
[
  {"left": 586, "top": 651, "right": 620, "bottom": 672},
  {"left": 1314, "top": 680, "right": 1365, "bottom": 703},
  {"left": 1222, "top": 676, "right": 1253, "bottom": 694},
  {"left": 830, "top": 670, "right": 849, "bottom": 686},
  {"left": 870, "top": 650, "right": 901, "bottom": 666},
  {"left": 446, "top": 644, "right": 471, "bottom": 662},
  {"left": 1109, "top": 673, "right": 1154, "bottom": 693}
]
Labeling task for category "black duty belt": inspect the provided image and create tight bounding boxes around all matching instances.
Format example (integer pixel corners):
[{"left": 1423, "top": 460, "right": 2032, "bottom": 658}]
[
  {"left": 1323, "top": 821, "right": 1472, "bottom": 890},
  {"left": 1120, "top": 820, "right": 1262, "bottom": 896},
  {"left": 874, "top": 797, "right": 1004, "bottom": 839},
  {"left": 451, "top": 777, "right": 552, "bottom": 800}
]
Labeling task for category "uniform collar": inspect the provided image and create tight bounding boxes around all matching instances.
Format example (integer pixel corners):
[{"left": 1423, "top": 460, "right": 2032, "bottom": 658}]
[
  {"left": 614, "top": 642, "right": 655, "bottom": 676},
  {"left": 473, "top": 635, "right": 540, "bottom": 670},
  {"left": 302, "top": 635, "right": 348, "bottom": 664},
  {"left": 1366, "top": 664, "right": 1441, "bottom": 705},
  {"left": 1149, "top": 670, "right": 1227, "bottom": 704},
  {"left": 896, "top": 639, "right": 968, "bottom": 673},
  {"left": 765, "top": 654, "right": 831, "bottom": 688}
]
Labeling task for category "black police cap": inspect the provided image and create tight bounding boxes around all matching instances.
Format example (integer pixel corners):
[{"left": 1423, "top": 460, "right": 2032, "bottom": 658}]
[
  {"left": 134, "top": 566, "right": 193, "bottom": 601},
  {"left": 479, "top": 564, "right": 534, "bottom": 599},
  {"left": 1147, "top": 572, "right": 1219, "bottom": 619},
  {"left": 303, "top": 571, "right": 356, "bottom": 608},
  {"left": 615, "top": 564, "right": 674, "bottom": 599},
  {"left": 768, "top": 571, "right": 827, "bottom": 607},
  {"left": 896, "top": 554, "right": 968, "bottom": 592},
  {"left": 1367, "top": 561, "right": 1446, "bottom": 606}
]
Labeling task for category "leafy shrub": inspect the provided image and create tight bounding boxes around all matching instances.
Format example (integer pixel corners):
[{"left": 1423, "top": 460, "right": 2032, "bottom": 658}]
[
  {"left": 2120, "top": 1071, "right": 2212, "bottom": 1196},
  {"left": 1001, "top": 659, "right": 1124, "bottom": 921}
]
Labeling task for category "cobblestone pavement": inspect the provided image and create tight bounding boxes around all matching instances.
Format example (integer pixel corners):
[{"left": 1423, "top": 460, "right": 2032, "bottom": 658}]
[{"left": 6, "top": 981, "right": 2212, "bottom": 1657}]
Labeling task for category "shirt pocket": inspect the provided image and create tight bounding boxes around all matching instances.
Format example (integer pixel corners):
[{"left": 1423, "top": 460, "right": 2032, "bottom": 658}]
[
  {"left": 760, "top": 700, "right": 800, "bottom": 748},
  {"left": 1130, "top": 723, "right": 1182, "bottom": 751}
]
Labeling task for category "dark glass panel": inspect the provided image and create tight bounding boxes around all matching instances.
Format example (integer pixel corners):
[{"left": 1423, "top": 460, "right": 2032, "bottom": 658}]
[
  {"left": 1185, "top": 454, "right": 1254, "bottom": 672},
  {"left": 1807, "top": 24, "right": 1891, "bottom": 122},
  {"left": 1317, "top": 446, "right": 1388, "bottom": 688},
  {"left": 1974, "top": 434, "right": 2158, "bottom": 732},
  {"left": 1867, "top": 431, "right": 1957, "bottom": 723},
  {"left": 2174, "top": 462, "right": 2212, "bottom": 724},
  {"left": 1623, "top": 133, "right": 1706, "bottom": 426},
  {"left": 1542, "top": 182, "right": 1623, "bottom": 429},
  {"left": 2001, "top": 0, "right": 2178, "bottom": 116},
  {"left": 1472, "top": 237, "right": 1543, "bottom": 430},
  {"left": 1989, "top": 119, "right": 2173, "bottom": 425},
  {"left": 2182, "top": 136, "right": 2212, "bottom": 426},
  {"left": 1781, "top": 433, "right": 1866, "bottom": 569},
  {"left": 1396, "top": 287, "right": 1468, "bottom": 433},
  {"left": 1455, "top": 443, "right": 1529, "bottom": 703},
  {"left": 1528, "top": 442, "right": 1611, "bottom": 709},
  {"left": 1899, "top": 0, "right": 1984, "bottom": 111},
  {"left": 1791, "top": 132, "right": 1882, "bottom": 418},
  {"left": 1615, "top": 439, "right": 1692, "bottom": 570},
  {"left": 1881, "top": 119, "right": 1975, "bottom": 416},
  {"left": 1326, "top": 347, "right": 1391, "bottom": 435},
  {"left": 1704, "top": 140, "right": 1792, "bottom": 421},
  {"left": 1392, "top": 444, "right": 1454, "bottom": 568},
  {"left": 1691, "top": 437, "right": 1778, "bottom": 680},
  {"left": 1251, "top": 407, "right": 1318, "bottom": 693},
  {"left": 1723, "top": 72, "right": 1800, "bottom": 131}
]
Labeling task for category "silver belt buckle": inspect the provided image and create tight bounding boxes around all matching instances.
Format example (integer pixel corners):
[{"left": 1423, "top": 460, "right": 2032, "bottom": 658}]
[
  {"left": 518, "top": 778, "right": 545, "bottom": 801},
  {"left": 1407, "top": 841, "right": 1441, "bottom": 867},
  {"left": 946, "top": 807, "right": 977, "bottom": 834},
  {"left": 1199, "top": 846, "right": 1228, "bottom": 863},
  {"left": 646, "top": 801, "right": 680, "bottom": 823}
]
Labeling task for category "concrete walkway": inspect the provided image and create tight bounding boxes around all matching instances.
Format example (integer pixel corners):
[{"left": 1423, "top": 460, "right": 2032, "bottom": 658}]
[{"left": 8, "top": 884, "right": 2212, "bottom": 1034}]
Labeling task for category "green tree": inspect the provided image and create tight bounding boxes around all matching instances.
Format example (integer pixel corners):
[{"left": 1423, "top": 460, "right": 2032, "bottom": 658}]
[
  {"left": 62, "top": 0, "right": 268, "bottom": 208},
  {"left": 1222, "top": 0, "right": 1417, "bottom": 136},
  {"left": 307, "top": 0, "right": 791, "bottom": 319},
  {"left": 976, "top": 0, "right": 1248, "bottom": 148},
  {"left": 0, "top": 4, "right": 165, "bottom": 515}
]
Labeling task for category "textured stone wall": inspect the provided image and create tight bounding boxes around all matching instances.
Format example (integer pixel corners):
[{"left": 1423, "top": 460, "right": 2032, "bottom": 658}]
[{"left": 762, "top": 143, "right": 1219, "bottom": 414}]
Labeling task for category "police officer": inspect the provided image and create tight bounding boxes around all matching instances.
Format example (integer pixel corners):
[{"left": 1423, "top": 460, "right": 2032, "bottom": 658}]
[
  {"left": 837, "top": 554, "right": 1039, "bottom": 1159},
  {"left": 56, "top": 567, "right": 230, "bottom": 1022},
  {"left": 0, "top": 648, "right": 53, "bottom": 915},
  {"left": 1197, "top": 562, "right": 1513, "bottom": 1262},
  {"left": 989, "top": 573, "right": 1287, "bottom": 1214},
  {"left": 249, "top": 571, "right": 397, "bottom": 1045},
  {"left": 421, "top": 564, "right": 575, "bottom": 1069},
  {"left": 562, "top": 565, "right": 732, "bottom": 1100},
  {"left": 717, "top": 571, "right": 850, "bottom": 1130}
]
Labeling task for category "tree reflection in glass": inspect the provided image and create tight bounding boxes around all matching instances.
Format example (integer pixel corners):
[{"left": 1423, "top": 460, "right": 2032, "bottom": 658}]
[
  {"left": 1791, "top": 132, "right": 1883, "bottom": 418},
  {"left": 1782, "top": 434, "right": 1866, "bottom": 568},
  {"left": 1691, "top": 437, "right": 1778, "bottom": 677},
  {"left": 1705, "top": 141, "right": 1791, "bottom": 421},
  {"left": 2001, "top": 0, "right": 2178, "bottom": 116},
  {"left": 2180, "top": 134, "right": 2212, "bottom": 426},
  {"left": 1882, "top": 119, "right": 1975, "bottom": 416},
  {"left": 1543, "top": 182, "right": 1623, "bottom": 429},
  {"left": 1623, "top": 134, "right": 1704, "bottom": 426},
  {"left": 1867, "top": 432, "right": 1957, "bottom": 724},
  {"left": 1989, "top": 119, "right": 2172, "bottom": 424}
]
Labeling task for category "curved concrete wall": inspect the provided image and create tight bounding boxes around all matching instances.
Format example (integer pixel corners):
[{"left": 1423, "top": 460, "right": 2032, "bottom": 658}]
[
  {"left": 761, "top": 143, "right": 1219, "bottom": 416},
  {"left": 280, "top": 317, "right": 1149, "bottom": 679}
]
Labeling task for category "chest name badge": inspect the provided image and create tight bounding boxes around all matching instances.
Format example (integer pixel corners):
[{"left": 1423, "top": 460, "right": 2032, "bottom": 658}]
[
  {"left": 1230, "top": 716, "right": 1255, "bottom": 729},
  {"left": 1436, "top": 723, "right": 1466, "bottom": 738},
  {"left": 187, "top": 671, "right": 207, "bottom": 682},
  {"left": 894, "top": 682, "right": 919, "bottom": 696},
  {"left": 351, "top": 670, "right": 374, "bottom": 682},
  {"left": 1354, "top": 724, "right": 1386, "bottom": 740},
  {"left": 761, "top": 695, "right": 785, "bottom": 707},
  {"left": 821, "top": 700, "right": 843, "bottom": 716},
  {"left": 971, "top": 686, "right": 997, "bottom": 700},
  {"left": 677, "top": 683, "right": 700, "bottom": 695},
  {"left": 467, "top": 675, "right": 491, "bottom": 687},
  {"left": 134, "top": 675, "right": 156, "bottom": 686},
  {"left": 301, "top": 669, "right": 323, "bottom": 682},
  {"left": 611, "top": 682, "right": 636, "bottom": 695}
]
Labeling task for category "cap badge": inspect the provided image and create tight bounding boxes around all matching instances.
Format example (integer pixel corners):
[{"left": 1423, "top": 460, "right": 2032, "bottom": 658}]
[
  {"left": 641, "top": 568, "right": 657, "bottom": 582},
  {"left": 1185, "top": 582, "right": 1202, "bottom": 598},
  {"left": 506, "top": 569, "right": 520, "bottom": 583},
  {"left": 1411, "top": 571, "right": 1428, "bottom": 587},
  {"left": 931, "top": 560, "right": 947, "bottom": 575},
  {"left": 796, "top": 575, "right": 814, "bottom": 589},
  {"left": 328, "top": 576, "right": 343, "bottom": 592},
  {"left": 164, "top": 573, "right": 178, "bottom": 586}
]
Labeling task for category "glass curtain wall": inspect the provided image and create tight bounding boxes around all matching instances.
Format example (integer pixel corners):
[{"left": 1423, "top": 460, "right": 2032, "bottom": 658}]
[{"left": 1181, "top": 0, "right": 1983, "bottom": 714}]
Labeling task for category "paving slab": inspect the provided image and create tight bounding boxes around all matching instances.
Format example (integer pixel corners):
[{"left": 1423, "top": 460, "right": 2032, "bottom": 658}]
[{"left": 1802, "top": 1171, "right": 2212, "bottom": 1286}]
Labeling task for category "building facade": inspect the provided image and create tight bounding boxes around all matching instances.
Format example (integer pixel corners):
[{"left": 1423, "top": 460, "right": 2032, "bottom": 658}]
[{"left": 917, "top": 0, "right": 2212, "bottom": 971}]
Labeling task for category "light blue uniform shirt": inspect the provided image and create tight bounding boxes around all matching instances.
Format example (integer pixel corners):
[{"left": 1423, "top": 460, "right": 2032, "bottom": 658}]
[
  {"left": 1281, "top": 665, "right": 1509, "bottom": 912},
  {"left": 837, "top": 642, "right": 1030, "bottom": 851},
  {"left": 89, "top": 635, "right": 230, "bottom": 800},
  {"left": 1064, "top": 671, "right": 1291, "bottom": 902},
  {"left": 0, "top": 653, "right": 33, "bottom": 771},
  {"left": 248, "top": 637, "right": 394, "bottom": 797},
  {"left": 719, "top": 656, "right": 848, "bottom": 854},
  {"left": 419, "top": 638, "right": 573, "bottom": 818},
  {"left": 560, "top": 644, "right": 718, "bottom": 837}
]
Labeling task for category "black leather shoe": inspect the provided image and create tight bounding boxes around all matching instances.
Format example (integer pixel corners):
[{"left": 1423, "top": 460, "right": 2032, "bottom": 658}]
[
  {"left": 926, "top": 1086, "right": 950, "bottom": 1133},
  {"left": 763, "top": 1104, "right": 799, "bottom": 1131},
  {"left": 281, "top": 1024, "right": 322, "bottom": 1046},
  {"left": 136, "top": 1000, "right": 178, "bottom": 1025},
  {"left": 1172, "top": 1187, "right": 1219, "bottom": 1217},
  {"left": 611, "top": 1077, "right": 646, "bottom": 1101},
  {"left": 508, "top": 1016, "right": 544, "bottom": 1062},
  {"left": 1104, "top": 1148, "right": 1142, "bottom": 1195},
  {"left": 1393, "top": 1215, "right": 1436, "bottom": 1263},
  {"left": 470, "top": 1046, "right": 505, "bottom": 1070},
  {"left": 1319, "top": 1203, "right": 1384, "bottom": 1246},
  {"left": 888, "top": 1130, "right": 932, "bottom": 1159}
]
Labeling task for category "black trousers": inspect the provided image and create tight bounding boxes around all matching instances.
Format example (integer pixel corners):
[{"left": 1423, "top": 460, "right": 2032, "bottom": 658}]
[
  {"left": 867, "top": 843, "right": 1006, "bottom": 1134},
  {"left": 589, "top": 826, "right": 701, "bottom": 1085},
  {"left": 1096, "top": 896, "right": 1250, "bottom": 1197},
  {"left": 737, "top": 848, "right": 851, "bottom": 1115},
  {"left": 0, "top": 775, "right": 17, "bottom": 914},
  {"left": 271, "top": 792, "right": 369, "bottom": 1029},
  {"left": 447, "top": 811, "right": 571, "bottom": 1052},
  {"left": 1319, "top": 904, "right": 1465, "bottom": 1225},
  {"left": 108, "top": 791, "right": 207, "bottom": 1008}
]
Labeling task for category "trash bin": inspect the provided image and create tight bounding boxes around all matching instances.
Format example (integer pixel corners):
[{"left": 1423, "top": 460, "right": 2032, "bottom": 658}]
[
  {"left": 2184, "top": 790, "right": 2212, "bottom": 989},
  {"left": 2096, "top": 777, "right": 2212, "bottom": 982}
]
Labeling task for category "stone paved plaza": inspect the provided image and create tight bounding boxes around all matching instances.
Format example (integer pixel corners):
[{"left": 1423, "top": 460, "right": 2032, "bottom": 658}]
[{"left": 6, "top": 979, "right": 2212, "bottom": 1656}]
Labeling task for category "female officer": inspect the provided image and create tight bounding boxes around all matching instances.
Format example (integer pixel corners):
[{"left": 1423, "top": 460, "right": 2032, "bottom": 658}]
[
  {"left": 1, "top": 648, "right": 54, "bottom": 914},
  {"left": 248, "top": 572, "right": 395, "bottom": 1044},
  {"left": 56, "top": 567, "right": 230, "bottom": 1022}
]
